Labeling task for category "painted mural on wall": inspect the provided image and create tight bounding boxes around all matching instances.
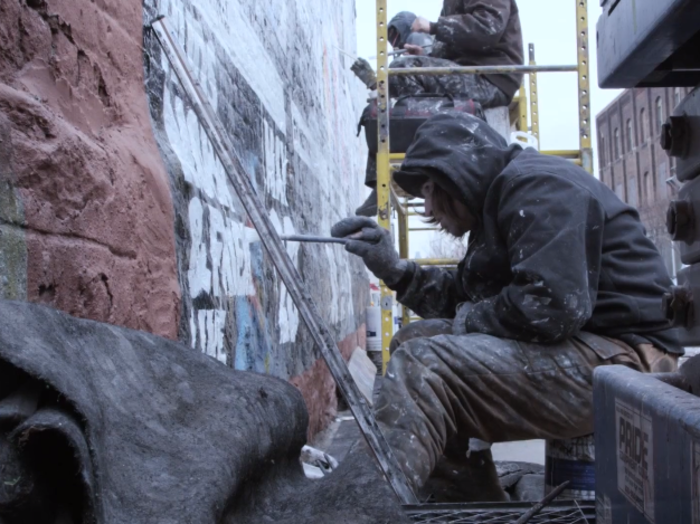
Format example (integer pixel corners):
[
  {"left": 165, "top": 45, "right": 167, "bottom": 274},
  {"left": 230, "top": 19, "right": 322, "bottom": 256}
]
[{"left": 143, "top": 0, "right": 369, "bottom": 381}]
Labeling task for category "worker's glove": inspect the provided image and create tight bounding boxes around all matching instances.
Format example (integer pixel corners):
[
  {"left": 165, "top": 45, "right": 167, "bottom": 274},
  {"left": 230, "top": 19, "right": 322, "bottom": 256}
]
[
  {"left": 331, "top": 217, "right": 407, "bottom": 285},
  {"left": 452, "top": 301, "right": 475, "bottom": 336},
  {"left": 351, "top": 58, "right": 377, "bottom": 90}
]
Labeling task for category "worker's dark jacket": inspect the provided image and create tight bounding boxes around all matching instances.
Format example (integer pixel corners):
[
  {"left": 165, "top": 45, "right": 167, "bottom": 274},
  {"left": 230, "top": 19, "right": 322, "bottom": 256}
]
[
  {"left": 392, "top": 113, "right": 682, "bottom": 354},
  {"left": 430, "top": 0, "right": 524, "bottom": 100}
]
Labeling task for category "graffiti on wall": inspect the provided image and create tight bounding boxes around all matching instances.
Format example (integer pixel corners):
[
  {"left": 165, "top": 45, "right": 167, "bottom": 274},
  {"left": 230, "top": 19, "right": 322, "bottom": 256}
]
[{"left": 144, "top": 0, "right": 369, "bottom": 380}]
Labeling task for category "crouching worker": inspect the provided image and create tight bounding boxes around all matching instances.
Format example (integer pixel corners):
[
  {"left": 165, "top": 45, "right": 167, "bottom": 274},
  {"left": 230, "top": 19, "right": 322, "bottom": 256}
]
[{"left": 331, "top": 113, "right": 681, "bottom": 500}]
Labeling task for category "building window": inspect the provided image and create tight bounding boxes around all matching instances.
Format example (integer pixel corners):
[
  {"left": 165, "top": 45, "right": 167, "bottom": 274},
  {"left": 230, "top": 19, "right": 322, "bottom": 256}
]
[
  {"left": 659, "top": 161, "right": 668, "bottom": 197},
  {"left": 656, "top": 96, "right": 664, "bottom": 134},
  {"left": 614, "top": 128, "right": 620, "bottom": 159},
  {"left": 627, "top": 177, "right": 638, "bottom": 208},
  {"left": 674, "top": 88, "right": 682, "bottom": 108},
  {"left": 643, "top": 171, "right": 652, "bottom": 203},
  {"left": 640, "top": 108, "right": 646, "bottom": 143},
  {"left": 626, "top": 119, "right": 633, "bottom": 152},
  {"left": 599, "top": 135, "right": 606, "bottom": 167}
]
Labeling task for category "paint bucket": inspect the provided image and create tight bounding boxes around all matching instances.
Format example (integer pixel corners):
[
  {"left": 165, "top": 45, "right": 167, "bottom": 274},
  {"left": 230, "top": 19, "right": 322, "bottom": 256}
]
[
  {"left": 366, "top": 305, "right": 384, "bottom": 374},
  {"left": 545, "top": 434, "right": 596, "bottom": 501},
  {"left": 366, "top": 306, "right": 382, "bottom": 353},
  {"left": 510, "top": 131, "right": 539, "bottom": 150}
]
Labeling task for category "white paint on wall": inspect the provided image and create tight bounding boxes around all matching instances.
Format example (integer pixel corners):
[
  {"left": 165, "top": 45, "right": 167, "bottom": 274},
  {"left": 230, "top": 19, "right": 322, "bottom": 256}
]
[
  {"left": 198, "top": 308, "right": 228, "bottom": 364},
  {"left": 163, "top": 88, "right": 234, "bottom": 210},
  {"left": 270, "top": 210, "right": 300, "bottom": 344},
  {"left": 208, "top": 205, "right": 255, "bottom": 297},
  {"left": 187, "top": 196, "right": 211, "bottom": 300},
  {"left": 160, "top": 0, "right": 287, "bottom": 130},
  {"left": 151, "top": 0, "right": 369, "bottom": 367},
  {"left": 264, "top": 120, "right": 288, "bottom": 206}
]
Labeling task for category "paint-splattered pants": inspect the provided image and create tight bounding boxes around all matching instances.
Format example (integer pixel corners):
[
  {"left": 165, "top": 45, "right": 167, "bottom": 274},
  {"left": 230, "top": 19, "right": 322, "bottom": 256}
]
[
  {"left": 388, "top": 56, "right": 510, "bottom": 109},
  {"left": 376, "top": 319, "right": 677, "bottom": 495}
]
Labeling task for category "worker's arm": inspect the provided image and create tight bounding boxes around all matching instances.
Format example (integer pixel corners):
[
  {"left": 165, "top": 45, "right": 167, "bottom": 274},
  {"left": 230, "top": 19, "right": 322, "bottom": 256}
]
[
  {"left": 453, "top": 173, "right": 605, "bottom": 343},
  {"left": 429, "top": 0, "right": 511, "bottom": 52},
  {"left": 330, "top": 217, "right": 466, "bottom": 319},
  {"left": 389, "top": 262, "right": 467, "bottom": 320}
]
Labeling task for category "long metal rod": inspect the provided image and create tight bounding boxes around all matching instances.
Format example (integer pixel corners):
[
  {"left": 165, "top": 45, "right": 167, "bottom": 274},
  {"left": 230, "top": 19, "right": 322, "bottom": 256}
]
[
  {"left": 375, "top": 0, "right": 394, "bottom": 378},
  {"left": 529, "top": 44, "right": 540, "bottom": 143},
  {"left": 513, "top": 481, "right": 570, "bottom": 524},
  {"left": 576, "top": 0, "right": 593, "bottom": 174},
  {"left": 518, "top": 85, "right": 528, "bottom": 133},
  {"left": 367, "top": 44, "right": 431, "bottom": 61},
  {"left": 397, "top": 198, "right": 410, "bottom": 329},
  {"left": 149, "top": 16, "right": 417, "bottom": 505},
  {"left": 280, "top": 235, "right": 347, "bottom": 245},
  {"left": 414, "top": 258, "right": 460, "bottom": 266},
  {"left": 389, "top": 64, "right": 577, "bottom": 76}
]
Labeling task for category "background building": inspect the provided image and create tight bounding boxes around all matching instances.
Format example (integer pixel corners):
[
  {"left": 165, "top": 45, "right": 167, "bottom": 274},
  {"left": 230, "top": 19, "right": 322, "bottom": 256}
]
[{"left": 596, "top": 87, "right": 694, "bottom": 281}]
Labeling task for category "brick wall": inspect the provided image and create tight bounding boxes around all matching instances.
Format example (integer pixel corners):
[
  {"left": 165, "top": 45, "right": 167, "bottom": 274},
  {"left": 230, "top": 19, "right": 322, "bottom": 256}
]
[
  {"left": 0, "top": 0, "right": 181, "bottom": 337},
  {"left": 143, "top": 0, "right": 370, "bottom": 435}
]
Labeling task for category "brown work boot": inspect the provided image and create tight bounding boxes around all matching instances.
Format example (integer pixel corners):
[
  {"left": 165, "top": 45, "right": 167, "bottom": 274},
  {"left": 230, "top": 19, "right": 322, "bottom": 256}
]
[
  {"left": 355, "top": 189, "right": 377, "bottom": 217},
  {"left": 419, "top": 448, "right": 509, "bottom": 503}
]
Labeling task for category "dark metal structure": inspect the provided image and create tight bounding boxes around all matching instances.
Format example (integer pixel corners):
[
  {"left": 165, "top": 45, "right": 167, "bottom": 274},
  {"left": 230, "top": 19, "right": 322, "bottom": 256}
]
[
  {"left": 597, "top": 0, "right": 700, "bottom": 88},
  {"left": 598, "top": 0, "right": 700, "bottom": 341},
  {"left": 596, "top": 4, "right": 700, "bottom": 524},
  {"left": 593, "top": 366, "right": 700, "bottom": 523},
  {"left": 405, "top": 501, "right": 594, "bottom": 524}
]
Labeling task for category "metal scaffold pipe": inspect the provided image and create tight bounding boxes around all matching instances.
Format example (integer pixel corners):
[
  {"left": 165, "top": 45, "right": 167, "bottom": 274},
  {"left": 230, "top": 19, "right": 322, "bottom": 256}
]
[{"left": 388, "top": 64, "right": 578, "bottom": 76}]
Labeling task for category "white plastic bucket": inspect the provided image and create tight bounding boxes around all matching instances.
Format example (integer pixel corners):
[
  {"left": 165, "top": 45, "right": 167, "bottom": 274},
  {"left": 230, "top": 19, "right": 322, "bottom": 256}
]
[
  {"left": 366, "top": 306, "right": 382, "bottom": 352},
  {"left": 510, "top": 131, "right": 539, "bottom": 150}
]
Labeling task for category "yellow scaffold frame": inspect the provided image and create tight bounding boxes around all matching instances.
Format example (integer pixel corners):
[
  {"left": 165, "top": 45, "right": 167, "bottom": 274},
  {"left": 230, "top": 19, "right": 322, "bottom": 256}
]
[{"left": 375, "top": 0, "right": 592, "bottom": 374}]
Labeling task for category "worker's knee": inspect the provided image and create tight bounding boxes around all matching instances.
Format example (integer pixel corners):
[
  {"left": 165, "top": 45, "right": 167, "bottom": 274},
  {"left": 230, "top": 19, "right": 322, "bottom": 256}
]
[
  {"left": 389, "top": 338, "right": 442, "bottom": 375},
  {"left": 389, "top": 319, "right": 453, "bottom": 354}
]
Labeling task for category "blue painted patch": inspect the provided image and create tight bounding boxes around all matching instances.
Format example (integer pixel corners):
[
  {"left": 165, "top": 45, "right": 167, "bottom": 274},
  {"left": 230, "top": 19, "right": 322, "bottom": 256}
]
[{"left": 545, "top": 456, "right": 596, "bottom": 491}]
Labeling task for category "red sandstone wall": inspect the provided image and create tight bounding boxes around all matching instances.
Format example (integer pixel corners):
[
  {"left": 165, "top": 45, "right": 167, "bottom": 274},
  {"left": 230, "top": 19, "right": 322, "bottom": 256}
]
[
  {"left": 290, "top": 327, "right": 367, "bottom": 438},
  {"left": 0, "top": 0, "right": 180, "bottom": 337}
]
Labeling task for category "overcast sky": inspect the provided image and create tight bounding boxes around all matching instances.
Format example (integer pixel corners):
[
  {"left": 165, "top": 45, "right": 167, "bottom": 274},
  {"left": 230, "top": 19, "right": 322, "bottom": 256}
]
[{"left": 354, "top": 0, "right": 622, "bottom": 257}]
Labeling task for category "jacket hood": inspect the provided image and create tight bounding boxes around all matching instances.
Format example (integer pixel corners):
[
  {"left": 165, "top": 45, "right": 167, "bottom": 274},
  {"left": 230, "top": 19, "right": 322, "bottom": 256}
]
[
  {"left": 388, "top": 11, "right": 416, "bottom": 49},
  {"left": 394, "top": 113, "right": 522, "bottom": 218}
]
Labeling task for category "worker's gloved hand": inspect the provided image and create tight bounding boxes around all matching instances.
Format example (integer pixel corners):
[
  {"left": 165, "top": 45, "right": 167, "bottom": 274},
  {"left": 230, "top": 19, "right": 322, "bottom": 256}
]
[
  {"left": 331, "top": 217, "right": 407, "bottom": 285},
  {"left": 403, "top": 44, "right": 425, "bottom": 56},
  {"left": 452, "top": 301, "right": 475, "bottom": 336},
  {"left": 350, "top": 58, "right": 377, "bottom": 90}
]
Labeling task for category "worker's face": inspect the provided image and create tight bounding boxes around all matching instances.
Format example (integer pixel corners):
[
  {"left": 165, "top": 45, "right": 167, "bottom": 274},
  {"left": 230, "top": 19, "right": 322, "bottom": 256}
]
[
  {"left": 388, "top": 27, "right": 401, "bottom": 48},
  {"left": 422, "top": 179, "right": 475, "bottom": 237}
]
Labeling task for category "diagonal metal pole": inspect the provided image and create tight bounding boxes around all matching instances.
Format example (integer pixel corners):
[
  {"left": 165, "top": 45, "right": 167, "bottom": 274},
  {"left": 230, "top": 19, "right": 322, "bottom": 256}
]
[
  {"left": 513, "top": 481, "right": 570, "bottom": 524},
  {"left": 149, "top": 16, "right": 417, "bottom": 504}
]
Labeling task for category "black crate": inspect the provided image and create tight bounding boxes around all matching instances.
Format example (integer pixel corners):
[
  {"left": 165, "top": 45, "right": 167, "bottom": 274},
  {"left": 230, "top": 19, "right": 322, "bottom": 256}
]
[
  {"left": 593, "top": 365, "right": 700, "bottom": 523},
  {"left": 404, "top": 500, "right": 595, "bottom": 523},
  {"left": 596, "top": 0, "right": 700, "bottom": 88},
  {"left": 360, "top": 95, "right": 484, "bottom": 154}
]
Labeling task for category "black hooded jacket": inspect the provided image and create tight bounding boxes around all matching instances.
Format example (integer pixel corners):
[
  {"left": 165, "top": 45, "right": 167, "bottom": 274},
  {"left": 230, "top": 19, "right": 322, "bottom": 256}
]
[
  {"left": 430, "top": 0, "right": 524, "bottom": 100},
  {"left": 392, "top": 113, "right": 682, "bottom": 354},
  {"left": 388, "top": 11, "right": 417, "bottom": 50}
]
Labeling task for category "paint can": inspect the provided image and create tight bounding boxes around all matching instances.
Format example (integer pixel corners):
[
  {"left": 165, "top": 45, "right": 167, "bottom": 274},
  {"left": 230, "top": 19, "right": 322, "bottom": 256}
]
[
  {"left": 510, "top": 131, "right": 539, "bottom": 150},
  {"left": 545, "top": 434, "right": 596, "bottom": 501},
  {"left": 366, "top": 306, "right": 382, "bottom": 353},
  {"left": 366, "top": 305, "right": 383, "bottom": 374}
]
